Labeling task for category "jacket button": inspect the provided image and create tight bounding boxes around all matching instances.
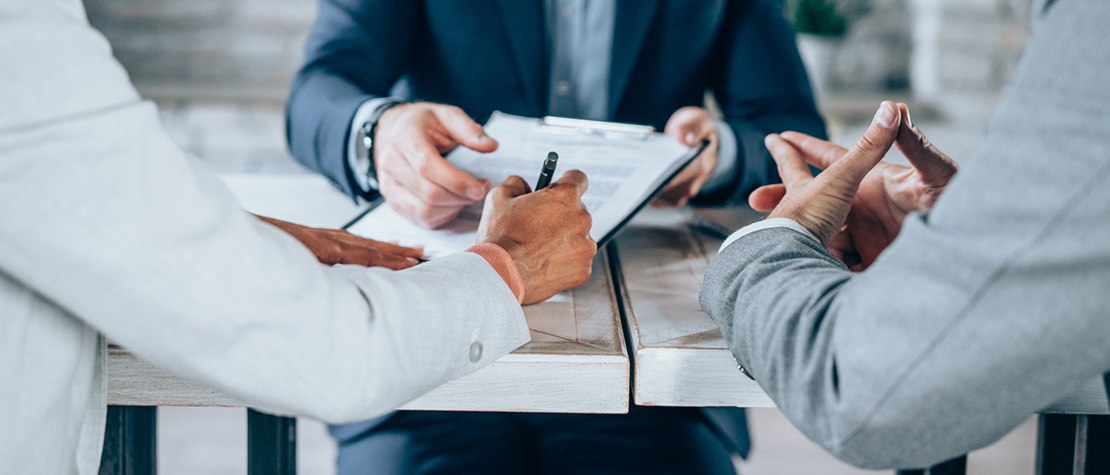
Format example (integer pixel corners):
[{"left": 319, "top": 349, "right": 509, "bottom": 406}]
[{"left": 469, "top": 341, "right": 483, "bottom": 363}]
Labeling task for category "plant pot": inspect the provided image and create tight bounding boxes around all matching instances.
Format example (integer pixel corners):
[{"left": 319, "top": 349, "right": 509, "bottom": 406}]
[{"left": 796, "top": 33, "right": 843, "bottom": 103}]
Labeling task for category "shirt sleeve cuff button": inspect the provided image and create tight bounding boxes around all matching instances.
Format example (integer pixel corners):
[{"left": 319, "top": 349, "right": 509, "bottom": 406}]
[{"left": 469, "top": 341, "right": 484, "bottom": 363}]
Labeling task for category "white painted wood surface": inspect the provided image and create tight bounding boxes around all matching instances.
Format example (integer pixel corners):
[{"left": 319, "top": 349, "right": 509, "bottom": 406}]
[
  {"left": 613, "top": 207, "right": 1108, "bottom": 415},
  {"left": 106, "top": 173, "right": 629, "bottom": 413},
  {"left": 215, "top": 172, "right": 368, "bottom": 228},
  {"left": 613, "top": 207, "right": 771, "bottom": 408}
]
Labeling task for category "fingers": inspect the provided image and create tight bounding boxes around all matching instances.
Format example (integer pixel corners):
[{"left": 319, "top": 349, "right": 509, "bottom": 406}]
[
  {"left": 653, "top": 164, "right": 700, "bottom": 208},
  {"left": 360, "top": 237, "right": 425, "bottom": 259},
  {"left": 749, "top": 184, "right": 786, "bottom": 212},
  {"left": 546, "top": 170, "right": 589, "bottom": 198},
  {"left": 405, "top": 140, "right": 489, "bottom": 201},
  {"left": 490, "top": 175, "right": 531, "bottom": 201},
  {"left": 665, "top": 107, "right": 715, "bottom": 146},
  {"left": 764, "top": 133, "right": 813, "bottom": 189},
  {"left": 433, "top": 106, "right": 499, "bottom": 153},
  {"left": 351, "top": 250, "right": 421, "bottom": 270},
  {"left": 822, "top": 101, "right": 900, "bottom": 186},
  {"left": 779, "top": 131, "right": 848, "bottom": 171},
  {"left": 381, "top": 175, "right": 465, "bottom": 228},
  {"left": 894, "top": 103, "right": 959, "bottom": 188},
  {"left": 657, "top": 109, "right": 719, "bottom": 207}
]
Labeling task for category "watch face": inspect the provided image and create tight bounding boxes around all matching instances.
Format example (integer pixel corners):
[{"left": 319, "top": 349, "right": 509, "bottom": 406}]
[
  {"left": 358, "top": 122, "right": 378, "bottom": 184},
  {"left": 355, "top": 123, "right": 371, "bottom": 161},
  {"left": 361, "top": 122, "right": 374, "bottom": 148}
]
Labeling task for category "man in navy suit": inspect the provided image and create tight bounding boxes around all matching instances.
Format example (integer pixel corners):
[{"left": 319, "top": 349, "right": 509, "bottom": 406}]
[{"left": 287, "top": 1, "right": 825, "bottom": 473}]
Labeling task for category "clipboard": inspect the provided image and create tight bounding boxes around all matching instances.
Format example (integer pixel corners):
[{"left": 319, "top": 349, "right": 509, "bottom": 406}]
[
  {"left": 345, "top": 112, "right": 712, "bottom": 259},
  {"left": 538, "top": 116, "right": 656, "bottom": 141},
  {"left": 595, "top": 138, "right": 707, "bottom": 248}
]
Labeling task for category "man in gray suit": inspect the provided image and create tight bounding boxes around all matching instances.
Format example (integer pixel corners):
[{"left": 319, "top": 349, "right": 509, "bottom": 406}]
[{"left": 701, "top": 0, "right": 1110, "bottom": 469}]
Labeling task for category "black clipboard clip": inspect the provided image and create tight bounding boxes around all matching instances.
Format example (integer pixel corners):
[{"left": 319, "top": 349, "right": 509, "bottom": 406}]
[{"left": 537, "top": 116, "right": 655, "bottom": 141}]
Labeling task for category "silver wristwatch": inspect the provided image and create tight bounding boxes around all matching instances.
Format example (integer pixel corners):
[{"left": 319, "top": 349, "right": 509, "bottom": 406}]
[{"left": 353, "top": 99, "right": 404, "bottom": 193}]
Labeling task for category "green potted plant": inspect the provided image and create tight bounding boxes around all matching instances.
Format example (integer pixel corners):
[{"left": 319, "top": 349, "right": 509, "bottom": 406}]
[{"left": 789, "top": 0, "right": 870, "bottom": 100}]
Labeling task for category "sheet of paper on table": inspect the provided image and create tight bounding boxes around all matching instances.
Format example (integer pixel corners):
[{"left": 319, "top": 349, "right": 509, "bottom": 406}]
[{"left": 346, "top": 111, "right": 700, "bottom": 258}]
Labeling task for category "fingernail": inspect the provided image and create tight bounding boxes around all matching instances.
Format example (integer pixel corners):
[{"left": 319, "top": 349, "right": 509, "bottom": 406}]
[
  {"left": 406, "top": 257, "right": 420, "bottom": 266},
  {"left": 903, "top": 106, "right": 914, "bottom": 129},
  {"left": 763, "top": 133, "right": 779, "bottom": 148},
  {"left": 468, "top": 185, "right": 486, "bottom": 200},
  {"left": 685, "top": 132, "right": 696, "bottom": 144},
  {"left": 874, "top": 102, "right": 895, "bottom": 128}
]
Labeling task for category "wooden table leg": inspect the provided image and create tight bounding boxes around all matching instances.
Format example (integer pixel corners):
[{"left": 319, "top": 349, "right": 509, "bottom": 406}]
[
  {"left": 247, "top": 409, "right": 296, "bottom": 475},
  {"left": 1038, "top": 414, "right": 1077, "bottom": 475},
  {"left": 99, "top": 405, "right": 157, "bottom": 475},
  {"left": 895, "top": 454, "right": 967, "bottom": 475}
]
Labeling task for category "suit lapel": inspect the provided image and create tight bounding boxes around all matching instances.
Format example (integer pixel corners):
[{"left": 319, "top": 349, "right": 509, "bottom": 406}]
[
  {"left": 495, "top": 0, "right": 546, "bottom": 114},
  {"left": 609, "top": 0, "right": 661, "bottom": 118}
]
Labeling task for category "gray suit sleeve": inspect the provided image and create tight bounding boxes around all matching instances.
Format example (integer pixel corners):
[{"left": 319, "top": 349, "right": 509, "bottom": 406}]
[{"left": 701, "top": 0, "right": 1110, "bottom": 468}]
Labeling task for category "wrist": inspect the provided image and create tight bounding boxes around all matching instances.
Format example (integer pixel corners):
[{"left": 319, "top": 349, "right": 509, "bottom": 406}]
[
  {"left": 350, "top": 98, "right": 405, "bottom": 196},
  {"left": 466, "top": 242, "right": 525, "bottom": 304}
]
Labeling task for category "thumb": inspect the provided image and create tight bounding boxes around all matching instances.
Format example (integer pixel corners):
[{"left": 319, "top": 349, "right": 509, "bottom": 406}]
[
  {"left": 434, "top": 106, "right": 499, "bottom": 153},
  {"left": 749, "top": 184, "right": 786, "bottom": 212},
  {"left": 665, "top": 107, "right": 712, "bottom": 146},
  {"left": 820, "top": 101, "right": 900, "bottom": 187}
]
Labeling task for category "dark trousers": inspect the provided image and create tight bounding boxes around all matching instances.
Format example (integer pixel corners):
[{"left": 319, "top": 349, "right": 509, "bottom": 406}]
[{"left": 331, "top": 405, "right": 738, "bottom": 475}]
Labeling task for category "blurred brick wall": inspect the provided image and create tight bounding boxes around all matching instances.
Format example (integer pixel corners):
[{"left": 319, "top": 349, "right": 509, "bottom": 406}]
[
  {"left": 85, "top": 0, "right": 1033, "bottom": 108},
  {"left": 84, "top": 0, "right": 316, "bottom": 172},
  {"left": 84, "top": 0, "right": 315, "bottom": 103},
  {"left": 81, "top": 0, "right": 1034, "bottom": 172}
]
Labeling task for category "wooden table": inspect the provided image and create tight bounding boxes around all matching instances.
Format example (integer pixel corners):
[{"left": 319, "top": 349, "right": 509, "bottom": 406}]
[
  {"left": 106, "top": 252, "right": 629, "bottom": 414},
  {"left": 102, "top": 176, "right": 1108, "bottom": 475},
  {"left": 612, "top": 207, "right": 772, "bottom": 408},
  {"left": 612, "top": 207, "right": 1109, "bottom": 475},
  {"left": 107, "top": 172, "right": 629, "bottom": 413}
]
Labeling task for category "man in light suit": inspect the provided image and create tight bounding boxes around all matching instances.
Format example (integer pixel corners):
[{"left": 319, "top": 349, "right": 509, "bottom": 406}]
[
  {"left": 0, "top": 1, "right": 597, "bottom": 473},
  {"left": 286, "top": 1, "right": 825, "bottom": 472},
  {"left": 701, "top": 0, "right": 1110, "bottom": 469}
]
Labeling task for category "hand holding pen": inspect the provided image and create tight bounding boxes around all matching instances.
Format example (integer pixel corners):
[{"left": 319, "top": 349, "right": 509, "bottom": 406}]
[{"left": 475, "top": 151, "right": 596, "bottom": 303}]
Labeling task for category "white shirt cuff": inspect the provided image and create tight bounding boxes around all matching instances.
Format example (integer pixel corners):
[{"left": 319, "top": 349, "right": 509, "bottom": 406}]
[
  {"left": 346, "top": 97, "right": 398, "bottom": 194},
  {"left": 700, "top": 119, "right": 739, "bottom": 194},
  {"left": 720, "top": 217, "right": 820, "bottom": 253}
]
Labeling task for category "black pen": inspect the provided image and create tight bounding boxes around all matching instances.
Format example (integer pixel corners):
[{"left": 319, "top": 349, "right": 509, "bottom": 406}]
[{"left": 535, "top": 151, "right": 559, "bottom": 191}]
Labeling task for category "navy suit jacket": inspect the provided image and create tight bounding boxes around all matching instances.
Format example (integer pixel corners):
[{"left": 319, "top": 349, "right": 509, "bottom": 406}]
[
  {"left": 286, "top": 0, "right": 826, "bottom": 205},
  {"left": 287, "top": 0, "right": 828, "bottom": 459}
]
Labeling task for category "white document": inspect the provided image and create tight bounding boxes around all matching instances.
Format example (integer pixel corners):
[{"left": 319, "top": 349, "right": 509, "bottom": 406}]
[{"left": 347, "top": 112, "right": 701, "bottom": 258}]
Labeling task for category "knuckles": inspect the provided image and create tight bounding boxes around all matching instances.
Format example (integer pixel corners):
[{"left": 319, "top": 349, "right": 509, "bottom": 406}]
[
  {"left": 412, "top": 152, "right": 439, "bottom": 177},
  {"left": 413, "top": 206, "right": 454, "bottom": 229},
  {"left": 855, "top": 131, "right": 889, "bottom": 154}
]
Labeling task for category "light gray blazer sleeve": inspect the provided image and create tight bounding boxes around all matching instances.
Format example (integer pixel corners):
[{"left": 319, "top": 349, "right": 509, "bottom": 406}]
[
  {"left": 0, "top": 0, "right": 529, "bottom": 424},
  {"left": 701, "top": 0, "right": 1110, "bottom": 469}
]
